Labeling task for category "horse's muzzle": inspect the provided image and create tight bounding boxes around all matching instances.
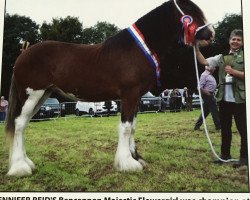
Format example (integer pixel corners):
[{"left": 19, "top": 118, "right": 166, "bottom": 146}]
[
  {"left": 195, "top": 25, "right": 215, "bottom": 47},
  {"left": 195, "top": 26, "right": 214, "bottom": 41}
]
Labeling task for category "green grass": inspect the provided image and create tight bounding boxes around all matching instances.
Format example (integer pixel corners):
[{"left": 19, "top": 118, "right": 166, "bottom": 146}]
[{"left": 0, "top": 110, "right": 248, "bottom": 192}]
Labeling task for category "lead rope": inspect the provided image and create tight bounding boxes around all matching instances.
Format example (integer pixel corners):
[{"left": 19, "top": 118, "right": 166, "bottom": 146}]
[
  {"left": 173, "top": 0, "right": 185, "bottom": 15},
  {"left": 193, "top": 46, "right": 238, "bottom": 163}
]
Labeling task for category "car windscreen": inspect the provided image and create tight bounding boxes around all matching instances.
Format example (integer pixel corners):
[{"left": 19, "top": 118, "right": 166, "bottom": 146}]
[{"left": 45, "top": 98, "right": 59, "bottom": 104}]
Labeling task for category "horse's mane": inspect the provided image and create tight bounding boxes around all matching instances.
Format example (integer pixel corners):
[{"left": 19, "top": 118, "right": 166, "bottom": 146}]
[
  {"left": 102, "top": 29, "right": 134, "bottom": 52},
  {"left": 134, "top": 0, "right": 206, "bottom": 55},
  {"left": 102, "top": 0, "right": 206, "bottom": 57},
  {"left": 136, "top": 0, "right": 206, "bottom": 32}
]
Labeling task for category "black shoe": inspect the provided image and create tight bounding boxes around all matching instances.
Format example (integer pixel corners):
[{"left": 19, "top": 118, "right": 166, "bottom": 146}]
[
  {"left": 194, "top": 126, "right": 201, "bottom": 131},
  {"left": 213, "top": 155, "right": 232, "bottom": 164},
  {"left": 233, "top": 158, "right": 248, "bottom": 168}
]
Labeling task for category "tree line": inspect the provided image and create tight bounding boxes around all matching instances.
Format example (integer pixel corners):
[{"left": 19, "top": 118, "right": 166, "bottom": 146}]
[{"left": 0, "top": 13, "right": 243, "bottom": 98}]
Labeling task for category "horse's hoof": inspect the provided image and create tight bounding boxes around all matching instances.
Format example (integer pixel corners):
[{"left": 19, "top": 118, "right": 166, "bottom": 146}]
[
  {"left": 138, "top": 158, "right": 147, "bottom": 167},
  {"left": 7, "top": 161, "right": 32, "bottom": 177},
  {"left": 114, "top": 156, "right": 143, "bottom": 171}
]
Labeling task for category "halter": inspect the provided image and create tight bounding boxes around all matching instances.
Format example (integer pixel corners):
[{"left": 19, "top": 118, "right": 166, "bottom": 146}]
[{"left": 173, "top": 0, "right": 211, "bottom": 46}]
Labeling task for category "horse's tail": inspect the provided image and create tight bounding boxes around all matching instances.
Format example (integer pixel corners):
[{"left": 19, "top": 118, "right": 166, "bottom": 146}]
[{"left": 5, "top": 75, "right": 21, "bottom": 139}]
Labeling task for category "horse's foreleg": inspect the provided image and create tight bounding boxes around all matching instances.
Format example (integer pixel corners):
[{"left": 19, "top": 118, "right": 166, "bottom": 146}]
[
  {"left": 114, "top": 95, "right": 143, "bottom": 171},
  {"left": 7, "top": 88, "right": 45, "bottom": 176},
  {"left": 114, "top": 121, "right": 143, "bottom": 171}
]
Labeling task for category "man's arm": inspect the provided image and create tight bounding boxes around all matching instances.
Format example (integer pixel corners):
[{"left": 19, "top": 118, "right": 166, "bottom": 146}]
[{"left": 194, "top": 44, "right": 209, "bottom": 66}]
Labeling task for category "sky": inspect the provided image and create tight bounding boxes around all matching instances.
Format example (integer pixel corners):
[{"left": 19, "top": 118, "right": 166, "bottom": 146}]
[{"left": 5, "top": 0, "right": 242, "bottom": 29}]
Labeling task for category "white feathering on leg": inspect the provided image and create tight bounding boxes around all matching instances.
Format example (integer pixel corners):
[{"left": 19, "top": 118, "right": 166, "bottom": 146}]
[{"left": 114, "top": 121, "right": 143, "bottom": 171}]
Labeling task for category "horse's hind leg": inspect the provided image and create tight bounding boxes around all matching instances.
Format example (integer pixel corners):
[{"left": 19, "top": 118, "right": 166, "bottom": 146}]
[
  {"left": 23, "top": 90, "right": 52, "bottom": 170},
  {"left": 114, "top": 93, "right": 143, "bottom": 171},
  {"left": 7, "top": 88, "right": 47, "bottom": 176}
]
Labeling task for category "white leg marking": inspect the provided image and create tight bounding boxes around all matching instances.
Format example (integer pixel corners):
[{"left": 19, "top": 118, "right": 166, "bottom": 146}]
[
  {"left": 130, "top": 118, "right": 146, "bottom": 167},
  {"left": 129, "top": 119, "right": 136, "bottom": 155},
  {"left": 7, "top": 88, "right": 45, "bottom": 176},
  {"left": 114, "top": 121, "right": 143, "bottom": 171}
]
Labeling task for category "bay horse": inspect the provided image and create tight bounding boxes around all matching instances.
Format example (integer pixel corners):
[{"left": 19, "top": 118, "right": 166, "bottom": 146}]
[{"left": 5, "top": 0, "right": 214, "bottom": 176}]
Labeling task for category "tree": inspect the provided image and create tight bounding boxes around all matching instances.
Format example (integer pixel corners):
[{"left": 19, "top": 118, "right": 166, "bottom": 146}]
[
  {"left": 40, "top": 16, "right": 83, "bottom": 43},
  {"left": 1, "top": 14, "right": 39, "bottom": 97},
  {"left": 82, "top": 21, "right": 120, "bottom": 44},
  {"left": 201, "top": 14, "right": 243, "bottom": 57},
  {"left": 214, "top": 14, "right": 243, "bottom": 55}
]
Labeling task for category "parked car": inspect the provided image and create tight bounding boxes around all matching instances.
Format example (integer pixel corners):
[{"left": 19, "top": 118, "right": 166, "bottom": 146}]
[
  {"left": 75, "top": 101, "right": 118, "bottom": 116},
  {"left": 139, "top": 92, "right": 161, "bottom": 112},
  {"left": 33, "top": 98, "right": 65, "bottom": 119},
  {"left": 32, "top": 104, "right": 54, "bottom": 119},
  {"left": 191, "top": 93, "right": 201, "bottom": 107}
]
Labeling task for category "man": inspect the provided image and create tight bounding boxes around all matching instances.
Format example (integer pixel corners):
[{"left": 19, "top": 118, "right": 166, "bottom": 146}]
[
  {"left": 160, "top": 89, "right": 169, "bottom": 111},
  {"left": 194, "top": 67, "right": 220, "bottom": 130},
  {"left": 104, "top": 101, "right": 112, "bottom": 117},
  {"left": 183, "top": 87, "right": 193, "bottom": 111},
  {"left": 195, "top": 29, "right": 247, "bottom": 167},
  {"left": 0, "top": 96, "right": 8, "bottom": 122},
  {"left": 170, "top": 88, "right": 182, "bottom": 112}
]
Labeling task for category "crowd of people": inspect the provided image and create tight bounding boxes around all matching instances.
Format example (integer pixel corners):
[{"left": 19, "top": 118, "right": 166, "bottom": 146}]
[{"left": 160, "top": 87, "right": 194, "bottom": 112}]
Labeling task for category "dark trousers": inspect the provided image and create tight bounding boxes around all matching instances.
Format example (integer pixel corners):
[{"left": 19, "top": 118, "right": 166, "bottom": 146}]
[
  {"left": 195, "top": 94, "right": 220, "bottom": 129},
  {"left": 170, "top": 97, "right": 182, "bottom": 112},
  {"left": 219, "top": 101, "right": 248, "bottom": 159},
  {"left": 185, "top": 98, "right": 193, "bottom": 111},
  {"left": 0, "top": 112, "right": 6, "bottom": 122}
]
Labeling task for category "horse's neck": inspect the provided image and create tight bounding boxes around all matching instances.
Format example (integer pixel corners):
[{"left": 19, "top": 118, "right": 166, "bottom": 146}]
[{"left": 134, "top": 2, "right": 179, "bottom": 58}]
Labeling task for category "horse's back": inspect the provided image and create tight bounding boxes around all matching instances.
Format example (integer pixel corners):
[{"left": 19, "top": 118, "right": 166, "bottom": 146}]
[
  {"left": 13, "top": 41, "right": 102, "bottom": 86},
  {"left": 13, "top": 40, "right": 137, "bottom": 100}
]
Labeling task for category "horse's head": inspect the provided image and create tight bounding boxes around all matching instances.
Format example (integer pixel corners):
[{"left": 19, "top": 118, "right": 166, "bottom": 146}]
[{"left": 173, "top": 0, "right": 215, "bottom": 46}]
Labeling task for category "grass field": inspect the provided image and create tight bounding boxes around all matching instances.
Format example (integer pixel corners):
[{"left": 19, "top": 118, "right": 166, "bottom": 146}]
[{"left": 0, "top": 110, "right": 249, "bottom": 192}]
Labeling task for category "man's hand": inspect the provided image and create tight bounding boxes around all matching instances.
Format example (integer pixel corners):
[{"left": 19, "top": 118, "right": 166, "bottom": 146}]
[
  {"left": 224, "top": 65, "right": 234, "bottom": 75},
  {"left": 224, "top": 65, "right": 245, "bottom": 80},
  {"left": 200, "top": 88, "right": 212, "bottom": 96}
]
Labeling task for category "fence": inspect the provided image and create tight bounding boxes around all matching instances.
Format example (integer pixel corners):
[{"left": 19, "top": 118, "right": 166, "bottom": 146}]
[
  {"left": 30, "top": 100, "right": 163, "bottom": 121},
  {"left": 29, "top": 98, "right": 201, "bottom": 121}
]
